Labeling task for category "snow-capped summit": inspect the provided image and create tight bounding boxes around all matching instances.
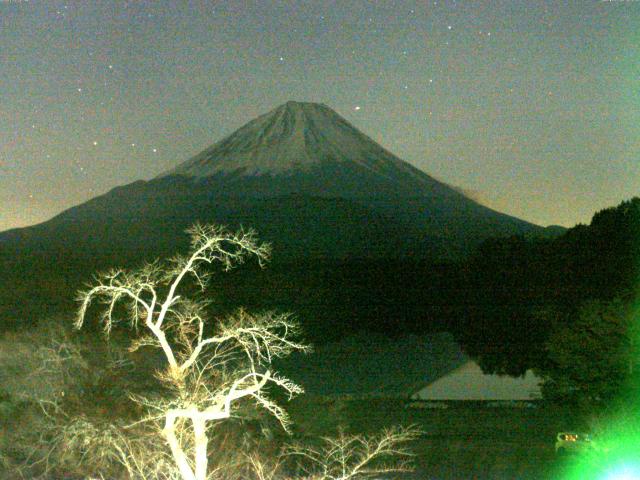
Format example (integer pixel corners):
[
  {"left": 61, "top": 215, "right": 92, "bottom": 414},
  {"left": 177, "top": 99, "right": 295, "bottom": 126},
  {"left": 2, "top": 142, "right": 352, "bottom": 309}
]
[{"left": 158, "top": 101, "right": 428, "bottom": 185}]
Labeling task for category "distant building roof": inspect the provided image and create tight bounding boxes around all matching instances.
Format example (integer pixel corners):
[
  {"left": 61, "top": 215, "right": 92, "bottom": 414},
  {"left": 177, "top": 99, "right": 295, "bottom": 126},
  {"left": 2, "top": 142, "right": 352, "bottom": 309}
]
[{"left": 411, "top": 361, "right": 542, "bottom": 401}]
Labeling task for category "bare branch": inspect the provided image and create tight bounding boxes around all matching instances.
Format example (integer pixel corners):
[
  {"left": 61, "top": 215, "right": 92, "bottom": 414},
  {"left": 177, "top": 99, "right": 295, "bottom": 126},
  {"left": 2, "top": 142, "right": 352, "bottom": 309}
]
[{"left": 73, "top": 223, "right": 304, "bottom": 480}]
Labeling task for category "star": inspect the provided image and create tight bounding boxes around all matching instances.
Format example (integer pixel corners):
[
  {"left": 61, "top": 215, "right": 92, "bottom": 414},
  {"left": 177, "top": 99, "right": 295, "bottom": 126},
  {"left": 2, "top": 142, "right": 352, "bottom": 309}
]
[{"left": 93, "top": 141, "right": 98, "bottom": 146}]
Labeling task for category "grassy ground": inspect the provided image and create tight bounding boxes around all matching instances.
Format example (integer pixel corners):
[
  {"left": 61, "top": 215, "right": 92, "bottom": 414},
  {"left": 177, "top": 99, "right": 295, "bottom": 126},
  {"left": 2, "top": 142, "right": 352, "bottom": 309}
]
[{"left": 288, "top": 397, "right": 580, "bottom": 480}]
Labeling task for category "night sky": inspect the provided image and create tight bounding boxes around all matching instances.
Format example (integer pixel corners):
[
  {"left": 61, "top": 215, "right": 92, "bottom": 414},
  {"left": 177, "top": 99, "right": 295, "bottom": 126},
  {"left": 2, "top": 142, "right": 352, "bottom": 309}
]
[{"left": 1, "top": 0, "right": 638, "bottom": 232}]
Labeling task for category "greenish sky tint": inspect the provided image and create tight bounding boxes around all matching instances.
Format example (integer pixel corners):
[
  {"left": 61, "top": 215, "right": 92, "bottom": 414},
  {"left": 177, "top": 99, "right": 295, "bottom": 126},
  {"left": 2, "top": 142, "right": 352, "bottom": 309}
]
[{"left": 1, "top": 0, "right": 638, "bottom": 231}]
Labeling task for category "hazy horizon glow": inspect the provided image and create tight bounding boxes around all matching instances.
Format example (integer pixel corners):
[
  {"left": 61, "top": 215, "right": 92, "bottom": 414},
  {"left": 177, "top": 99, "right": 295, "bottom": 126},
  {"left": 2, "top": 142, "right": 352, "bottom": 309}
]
[{"left": 1, "top": 1, "right": 638, "bottom": 232}]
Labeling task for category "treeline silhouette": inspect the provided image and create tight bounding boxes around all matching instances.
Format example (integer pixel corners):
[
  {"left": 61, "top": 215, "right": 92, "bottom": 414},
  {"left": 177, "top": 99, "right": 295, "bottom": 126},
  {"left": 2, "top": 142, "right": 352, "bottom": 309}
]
[
  {"left": 454, "top": 197, "right": 640, "bottom": 376},
  {"left": 1, "top": 198, "right": 637, "bottom": 378}
]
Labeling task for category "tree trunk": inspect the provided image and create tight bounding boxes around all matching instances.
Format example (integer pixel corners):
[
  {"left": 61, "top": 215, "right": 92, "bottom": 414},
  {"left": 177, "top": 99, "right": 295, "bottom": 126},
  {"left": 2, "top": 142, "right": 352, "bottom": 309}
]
[
  {"left": 164, "top": 412, "right": 197, "bottom": 480},
  {"left": 193, "top": 416, "right": 209, "bottom": 480}
]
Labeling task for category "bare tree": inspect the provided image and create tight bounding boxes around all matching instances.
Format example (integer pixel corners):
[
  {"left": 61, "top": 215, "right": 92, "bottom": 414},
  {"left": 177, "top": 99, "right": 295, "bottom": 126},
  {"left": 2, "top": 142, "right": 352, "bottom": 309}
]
[
  {"left": 285, "top": 426, "right": 421, "bottom": 480},
  {"left": 76, "top": 224, "right": 310, "bottom": 480}
]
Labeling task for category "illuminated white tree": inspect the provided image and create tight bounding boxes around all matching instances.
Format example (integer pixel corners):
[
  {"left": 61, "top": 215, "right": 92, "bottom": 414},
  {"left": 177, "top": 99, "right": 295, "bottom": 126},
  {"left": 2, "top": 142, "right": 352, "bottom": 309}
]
[{"left": 76, "top": 224, "right": 309, "bottom": 480}]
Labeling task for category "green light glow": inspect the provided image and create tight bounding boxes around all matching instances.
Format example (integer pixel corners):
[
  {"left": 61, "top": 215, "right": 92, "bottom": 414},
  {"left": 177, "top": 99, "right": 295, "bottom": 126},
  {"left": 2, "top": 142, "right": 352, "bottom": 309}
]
[
  {"left": 559, "top": 427, "right": 640, "bottom": 480},
  {"left": 601, "top": 463, "right": 640, "bottom": 480},
  {"left": 559, "top": 294, "right": 640, "bottom": 480}
]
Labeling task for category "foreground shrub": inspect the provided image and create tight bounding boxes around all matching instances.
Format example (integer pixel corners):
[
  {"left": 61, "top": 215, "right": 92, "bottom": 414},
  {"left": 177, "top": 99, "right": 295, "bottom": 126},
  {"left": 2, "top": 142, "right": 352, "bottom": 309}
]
[{"left": 282, "top": 425, "right": 421, "bottom": 479}]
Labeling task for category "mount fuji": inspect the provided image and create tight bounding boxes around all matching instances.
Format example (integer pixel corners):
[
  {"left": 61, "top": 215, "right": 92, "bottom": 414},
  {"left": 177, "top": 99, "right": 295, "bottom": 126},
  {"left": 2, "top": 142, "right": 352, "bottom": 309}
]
[
  {"left": 1, "top": 101, "right": 543, "bottom": 261},
  {"left": 0, "top": 101, "right": 548, "bottom": 324}
]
